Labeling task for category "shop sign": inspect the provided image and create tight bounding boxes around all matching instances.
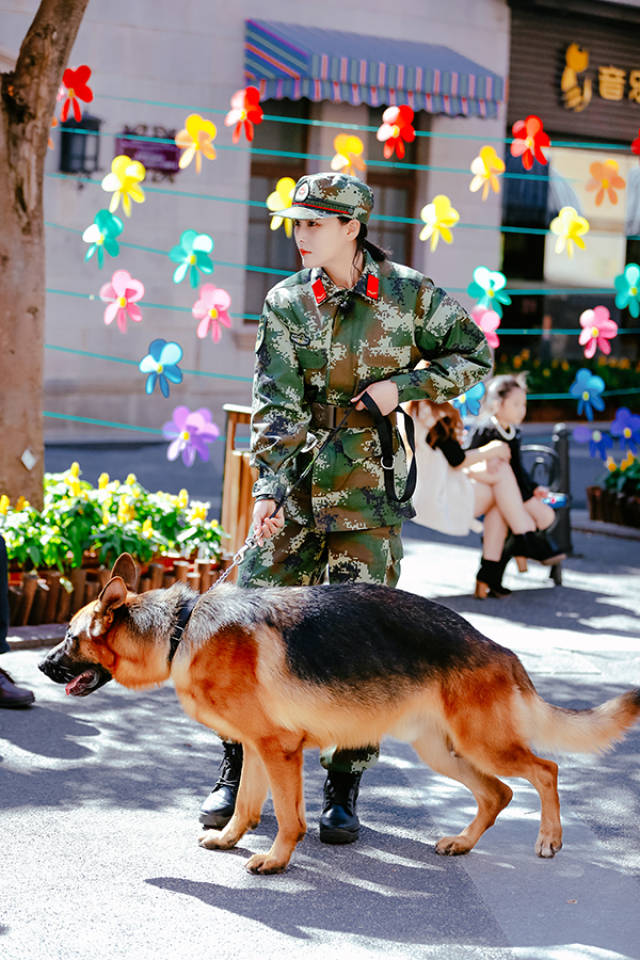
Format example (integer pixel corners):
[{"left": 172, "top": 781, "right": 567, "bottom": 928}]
[
  {"left": 561, "top": 43, "right": 640, "bottom": 113},
  {"left": 115, "top": 125, "right": 180, "bottom": 175}
]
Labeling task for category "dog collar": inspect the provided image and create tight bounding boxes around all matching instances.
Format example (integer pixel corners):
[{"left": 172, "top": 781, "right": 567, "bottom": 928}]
[{"left": 168, "top": 595, "right": 198, "bottom": 665}]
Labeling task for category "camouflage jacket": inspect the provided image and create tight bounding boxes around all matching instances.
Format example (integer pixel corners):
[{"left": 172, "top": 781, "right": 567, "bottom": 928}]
[{"left": 250, "top": 252, "right": 492, "bottom": 532}]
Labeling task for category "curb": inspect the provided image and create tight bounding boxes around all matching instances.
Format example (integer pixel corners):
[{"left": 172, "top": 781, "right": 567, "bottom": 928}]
[
  {"left": 6, "top": 623, "right": 66, "bottom": 651},
  {"left": 570, "top": 510, "right": 640, "bottom": 541}
]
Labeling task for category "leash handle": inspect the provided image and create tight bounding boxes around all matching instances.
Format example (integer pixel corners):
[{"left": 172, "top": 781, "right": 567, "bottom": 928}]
[{"left": 358, "top": 392, "right": 417, "bottom": 504}]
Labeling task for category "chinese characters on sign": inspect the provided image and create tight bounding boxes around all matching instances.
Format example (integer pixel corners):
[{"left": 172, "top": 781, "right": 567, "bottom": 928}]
[{"left": 561, "top": 44, "right": 640, "bottom": 111}]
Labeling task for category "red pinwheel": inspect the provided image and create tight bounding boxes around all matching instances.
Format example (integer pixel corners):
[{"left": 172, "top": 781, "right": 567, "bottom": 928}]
[
  {"left": 60, "top": 65, "right": 93, "bottom": 123},
  {"left": 510, "top": 115, "right": 550, "bottom": 171},
  {"left": 376, "top": 105, "right": 415, "bottom": 160},
  {"left": 224, "top": 86, "right": 263, "bottom": 143}
]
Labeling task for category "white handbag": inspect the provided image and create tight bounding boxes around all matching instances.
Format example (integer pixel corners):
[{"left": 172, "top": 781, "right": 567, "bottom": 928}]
[{"left": 411, "top": 434, "right": 477, "bottom": 536}]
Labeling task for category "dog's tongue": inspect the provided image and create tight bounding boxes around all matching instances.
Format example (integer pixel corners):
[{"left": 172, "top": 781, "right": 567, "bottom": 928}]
[{"left": 65, "top": 670, "right": 94, "bottom": 696}]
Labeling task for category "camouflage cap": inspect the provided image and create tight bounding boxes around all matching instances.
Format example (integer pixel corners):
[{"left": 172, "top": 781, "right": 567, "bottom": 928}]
[{"left": 273, "top": 172, "right": 374, "bottom": 224}]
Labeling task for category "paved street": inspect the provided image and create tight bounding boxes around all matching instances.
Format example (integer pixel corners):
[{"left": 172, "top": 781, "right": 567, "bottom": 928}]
[{"left": 2, "top": 525, "right": 639, "bottom": 960}]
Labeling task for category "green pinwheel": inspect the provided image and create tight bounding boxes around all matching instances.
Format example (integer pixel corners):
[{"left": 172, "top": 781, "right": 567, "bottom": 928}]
[
  {"left": 82, "top": 209, "right": 123, "bottom": 267},
  {"left": 169, "top": 230, "right": 214, "bottom": 288}
]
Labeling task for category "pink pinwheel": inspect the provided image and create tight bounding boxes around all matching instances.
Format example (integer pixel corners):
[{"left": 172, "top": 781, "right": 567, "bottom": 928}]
[
  {"left": 99, "top": 269, "right": 145, "bottom": 333},
  {"left": 471, "top": 305, "right": 501, "bottom": 348},
  {"left": 192, "top": 284, "right": 232, "bottom": 342},
  {"left": 578, "top": 306, "right": 618, "bottom": 358}
]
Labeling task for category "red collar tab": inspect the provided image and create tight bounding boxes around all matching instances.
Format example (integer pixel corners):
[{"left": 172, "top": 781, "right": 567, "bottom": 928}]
[
  {"left": 312, "top": 278, "right": 327, "bottom": 305},
  {"left": 365, "top": 274, "right": 379, "bottom": 300}
]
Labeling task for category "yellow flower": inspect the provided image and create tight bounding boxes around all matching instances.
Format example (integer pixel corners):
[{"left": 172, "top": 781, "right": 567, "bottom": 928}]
[
  {"left": 561, "top": 360, "right": 570, "bottom": 371},
  {"left": 419, "top": 195, "right": 460, "bottom": 251},
  {"left": 70, "top": 462, "right": 80, "bottom": 478},
  {"left": 126, "top": 473, "right": 137, "bottom": 486},
  {"left": 102, "top": 509, "right": 111, "bottom": 525},
  {"left": 68, "top": 478, "right": 82, "bottom": 497},
  {"left": 141, "top": 517, "right": 154, "bottom": 539},
  {"left": 521, "top": 348, "right": 530, "bottom": 360},
  {"left": 98, "top": 472, "right": 110, "bottom": 489},
  {"left": 543, "top": 367, "right": 551, "bottom": 377},
  {"left": 175, "top": 114, "right": 217, "bottom": 173},
  {"left": 606, "top": 456, "right": 617, "bottom": 472},
  {"left": 15, "top": 496, "right": 30, "bottom": 510},
  {"left": 331, "top": 135, "right": 366, "bottom": 177},
  {"left": 117, "top": 500, "right": 135, "bottom": 523},
  {"left": 513, "top": 355, "right": 523, "bottom": 369},
  {"left": 266, "top": 177, "right": 296, "bottom": 238},
  {"left": 620, "top": 451, "right": 635, "bottom": 471},
  {"left": 188, "top": 504, "right": 207, "bottom": 523},
  {"left": 177, "top": 488, "right": 189, "bottom": 509},
  {"left": 101, "top": 155, "right": 146, "bottom": 217},
  {"left": 619, "top": 356, "right": 631, "bottom": 369},
  {"left": 549, "top": 206, "right": 590, "bottom": 258},
  {"left": 0, "top": 494, "right": 9, "bottom": 515},
  {"left": 469, "top": 145, "right": 505, "bottom": 200}
]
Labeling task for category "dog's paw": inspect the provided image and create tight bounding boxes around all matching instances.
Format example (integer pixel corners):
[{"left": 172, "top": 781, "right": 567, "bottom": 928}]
[
  {"left": 198, "top": 829, "right": 237, "bottom": 851},
  {"left": 435, "top": 835, "right": 473, "bottom": 856},
  {"left": 535, "top": 832, "right": 562, "bottom": 858},
  {"left": 245, "top": 852, "right": 289, "bottom": 875}
]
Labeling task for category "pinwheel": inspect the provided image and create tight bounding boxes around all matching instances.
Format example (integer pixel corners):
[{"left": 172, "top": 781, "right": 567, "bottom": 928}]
[
  {"left": 510, "top": 115, "right": 550, "bottom": 171},
  {"left": 578, "top": 306, "right": 618, "bottom": 358},
  {"left": 139, "top": 340, "right": 183, "bottom": 398},
  {"left": 585, "top": 159, "right": 625, "bottom": 206},
  {"left": 224, "top": 86, "right": 263, "bottom": 143},
  {"left": 418, "top": 195, "right": 459, "bottom": 251},
  {"left": 469, "top": 146, "right": 505, "bottom": 200},
  {"left": 82, "top": 210, "right": 123, "bottom": 268},
  {"left": 175, "top": 114, "right": 217, "bottom": 173},
  {"left": 331, "top": 135, "right": 366, "bottom": 176},
  {"left": 376, "top": 105, "right": 415, "bottom": 160},
  {"left": 266, "top": 177, "right": 296, "bottom": 237},
  {"left": 59, "top": 65, "right": 93, "bottom": 122},
  {"left": 169, "top": 230, "right": 214, "bottom": 287},
  {"left": 101, "top": 155, "right": 146, "bottom": 217},
  {"left": 99, "top": 270, "right": 144, "bottom": 333},
  {"left": 162, "top": 406, "right": 220, "bottom": 466},
  {"left": 192, "top": 284, "right": 232, "bottom": 342},
  {"left": 549, "top": 206, "right": 590, "bottom": 257}
]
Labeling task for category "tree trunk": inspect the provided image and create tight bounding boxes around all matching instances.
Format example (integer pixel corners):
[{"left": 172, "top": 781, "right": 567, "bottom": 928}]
[{"left": 0, "top": 0, "right": 90, "bottom": 507}]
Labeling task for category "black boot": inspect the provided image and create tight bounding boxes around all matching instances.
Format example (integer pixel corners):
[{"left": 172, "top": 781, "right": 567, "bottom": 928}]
[
  {"left": 199, "top": 741, "right": 243, "bottom": 828},
  {"left": 511, "top": 531, "right": 565, "bottom": 566},
  {"left": 319, "top": 769, "right": 363, "bottom": 844},
  {"left": 475, "top": 558, "right": 511, "bottom": 599}
]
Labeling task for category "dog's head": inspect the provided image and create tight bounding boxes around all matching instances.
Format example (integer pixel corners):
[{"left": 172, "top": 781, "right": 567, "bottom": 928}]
[{"left": 39, "top": 553, "right": 138, "bottom": 697}]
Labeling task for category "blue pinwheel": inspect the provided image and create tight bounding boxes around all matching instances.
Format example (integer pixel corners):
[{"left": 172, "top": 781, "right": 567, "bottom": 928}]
[
  {"left": 138, "top": 339, "right": 183, "bottom": 398},
  {"left": 610, "top": 407, "right": 640, "bottom": 453},
  {"left": 572, "top": 425, "right": 613, "bottom": 461},
  {"left": 452, "top": 381, "right": 486, "bottom": 417},
  {"left": 467, "top": 267, "right": 511, "bottom": 318},
  {"left": 82, "top": 209, "right": 123, "bottom": 268},
  {"left": 169, "top": 230, "right": 214, "bottom": 288},
  {"left": 569, "top": 368, "right": 605, "bottom": 421},
  {"left": 613, "top": 263, "right": 640, "bottom": 318}
]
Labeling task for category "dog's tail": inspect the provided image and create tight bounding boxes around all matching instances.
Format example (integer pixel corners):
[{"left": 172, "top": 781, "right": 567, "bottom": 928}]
[{"left": 525, "top": 688, "right": 640, "bottom": 755}]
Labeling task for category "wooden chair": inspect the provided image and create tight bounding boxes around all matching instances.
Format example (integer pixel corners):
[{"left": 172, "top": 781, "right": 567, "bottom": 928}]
[{"left": 219, "top": 404, "right": 257, "bottom": 581}]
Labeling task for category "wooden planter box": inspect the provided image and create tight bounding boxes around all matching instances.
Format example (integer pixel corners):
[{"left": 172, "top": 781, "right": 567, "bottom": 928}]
[
  {"left": 6, "top": 552, "right": 233, "bottom": 629},
  {"left": 586, "top": 486, "right": 640, "bottom": 528}
]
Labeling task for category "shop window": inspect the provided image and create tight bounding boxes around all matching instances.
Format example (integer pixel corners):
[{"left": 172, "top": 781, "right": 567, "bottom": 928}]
[
  {"left": 245, "top": 100, "right": 309, "bottom": 319},
  {"left": 59, "top": 115, "right": 101, "bottom": 174}
]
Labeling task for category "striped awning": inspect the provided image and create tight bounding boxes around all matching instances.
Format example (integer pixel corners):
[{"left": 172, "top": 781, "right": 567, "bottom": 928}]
[{"left": 245, "top": 19, "right": 504, "bottom": 119}]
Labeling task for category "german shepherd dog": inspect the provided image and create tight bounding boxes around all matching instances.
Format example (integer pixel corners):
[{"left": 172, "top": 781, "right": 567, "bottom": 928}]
[{"left": 40, "top": 553, "right": 640, "bottom": 875}]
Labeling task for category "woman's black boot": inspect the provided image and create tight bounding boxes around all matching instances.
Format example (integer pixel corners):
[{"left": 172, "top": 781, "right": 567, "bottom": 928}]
[
  {"left": 511, "top": 531, "right": 565, "bottom": 566},
  {"left": 199, "top": 741, "right": 243, "bottom": 828},
  {"left": 475, "top": 558, "right": 511, "bottom": 599}
]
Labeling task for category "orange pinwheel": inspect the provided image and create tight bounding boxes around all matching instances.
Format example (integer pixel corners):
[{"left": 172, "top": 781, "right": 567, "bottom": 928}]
[
  {"left": 175, "top": 114, "right": 217, "bottom": 173},
  {"left": 376, "top": 105, "right": 415, "bottom": 160},
  {"left": 469, "top": 145, "right": 506, "bottom": 200},
  {"left": 585, "top": 159, "right": 625, "bottom": 206},
  {"left": 224, "top": 86, "right": 263, "bottom": 143},
  {"left": 331, "top": 135, "right": 366, "bottom": 176}
]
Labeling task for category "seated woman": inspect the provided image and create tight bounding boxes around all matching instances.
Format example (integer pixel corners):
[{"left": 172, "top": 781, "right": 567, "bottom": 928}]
[{"left": 406, "top": 398, "right": 554, "bottom": 598}]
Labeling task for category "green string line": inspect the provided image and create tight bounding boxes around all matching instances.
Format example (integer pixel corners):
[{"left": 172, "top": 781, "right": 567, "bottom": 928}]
[
  {"left": 94, "top": 94, "right": 631, "bottom": 151},
  {"left": 44, "top": 343, "right": 253, "bottom": 382},
  {"left": 53, "top": 130, "right": 568, "bottom": 183},
  {"left": 43, "top": 411, "right": 164, "bottom": 434}
]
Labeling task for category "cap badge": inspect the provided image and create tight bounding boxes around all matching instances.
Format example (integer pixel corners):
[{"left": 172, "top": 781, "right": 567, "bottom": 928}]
[{"left": 295, "top": 181, "right": 310, "bottom": 202}]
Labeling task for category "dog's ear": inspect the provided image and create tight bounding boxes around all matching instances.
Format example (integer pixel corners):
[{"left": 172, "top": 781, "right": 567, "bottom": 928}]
[
  {"left": 110, "top": 553, "right": 138, "bottom": 590},
  {"left": 90, "top": 576, "right": 128, "bottom": 639}
]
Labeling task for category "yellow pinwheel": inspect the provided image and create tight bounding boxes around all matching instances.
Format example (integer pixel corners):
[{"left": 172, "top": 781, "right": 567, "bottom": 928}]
[
  {"left": 469, "top": 145, "right": 505, "bottom": 200},
  {"left": 549, "top": 205, "right": 590, "bottom": 257},
  {"left": 101, "top": 155, "right": 146, "bottom": 217},
  {"left": 331, "top": 134, "right": 366, "bottom": 176},
  {"left": 175, "top": 114, "right": 217, "bottom": 173},
  {"left": 419, "top": 195, "right": 460, "bottom": 251},
  {"left": 266, "top": 177, "right": 296, "bottom": 237}
]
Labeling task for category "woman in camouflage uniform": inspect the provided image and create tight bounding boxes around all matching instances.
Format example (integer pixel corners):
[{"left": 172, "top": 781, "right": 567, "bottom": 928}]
[{"left": 200, "top": 172, "right": 491, "bottom": 844}]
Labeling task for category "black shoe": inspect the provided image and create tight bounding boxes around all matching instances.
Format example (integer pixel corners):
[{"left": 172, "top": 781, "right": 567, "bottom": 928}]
[
  {"left": 319, "top": 770, "right": 363, "bottom": 844},
  {"left": 475, "top": 559, "right": 511, "bottom": 599},
  {"left": 511, "top": 531, "right": 565, "bottom": 566},
  {"left": 0, "top": 667, "right": 35, "bottom": 708},
  {"left": 199, "top": 742, "right": 243, "bottom": 828}
]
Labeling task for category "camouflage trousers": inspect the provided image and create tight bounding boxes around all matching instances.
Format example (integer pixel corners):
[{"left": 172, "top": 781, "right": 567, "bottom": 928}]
[{"left": 237, "top": 519, "right": 403, "bottom": 773}]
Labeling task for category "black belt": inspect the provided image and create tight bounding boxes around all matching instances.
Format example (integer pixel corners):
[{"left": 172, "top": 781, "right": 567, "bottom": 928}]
[
  {"left": 308, "top": 398, "right": 416, "bottom": 505},
  {"left": 310, "top": 401, "right": 376, "bottom": 430}
]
